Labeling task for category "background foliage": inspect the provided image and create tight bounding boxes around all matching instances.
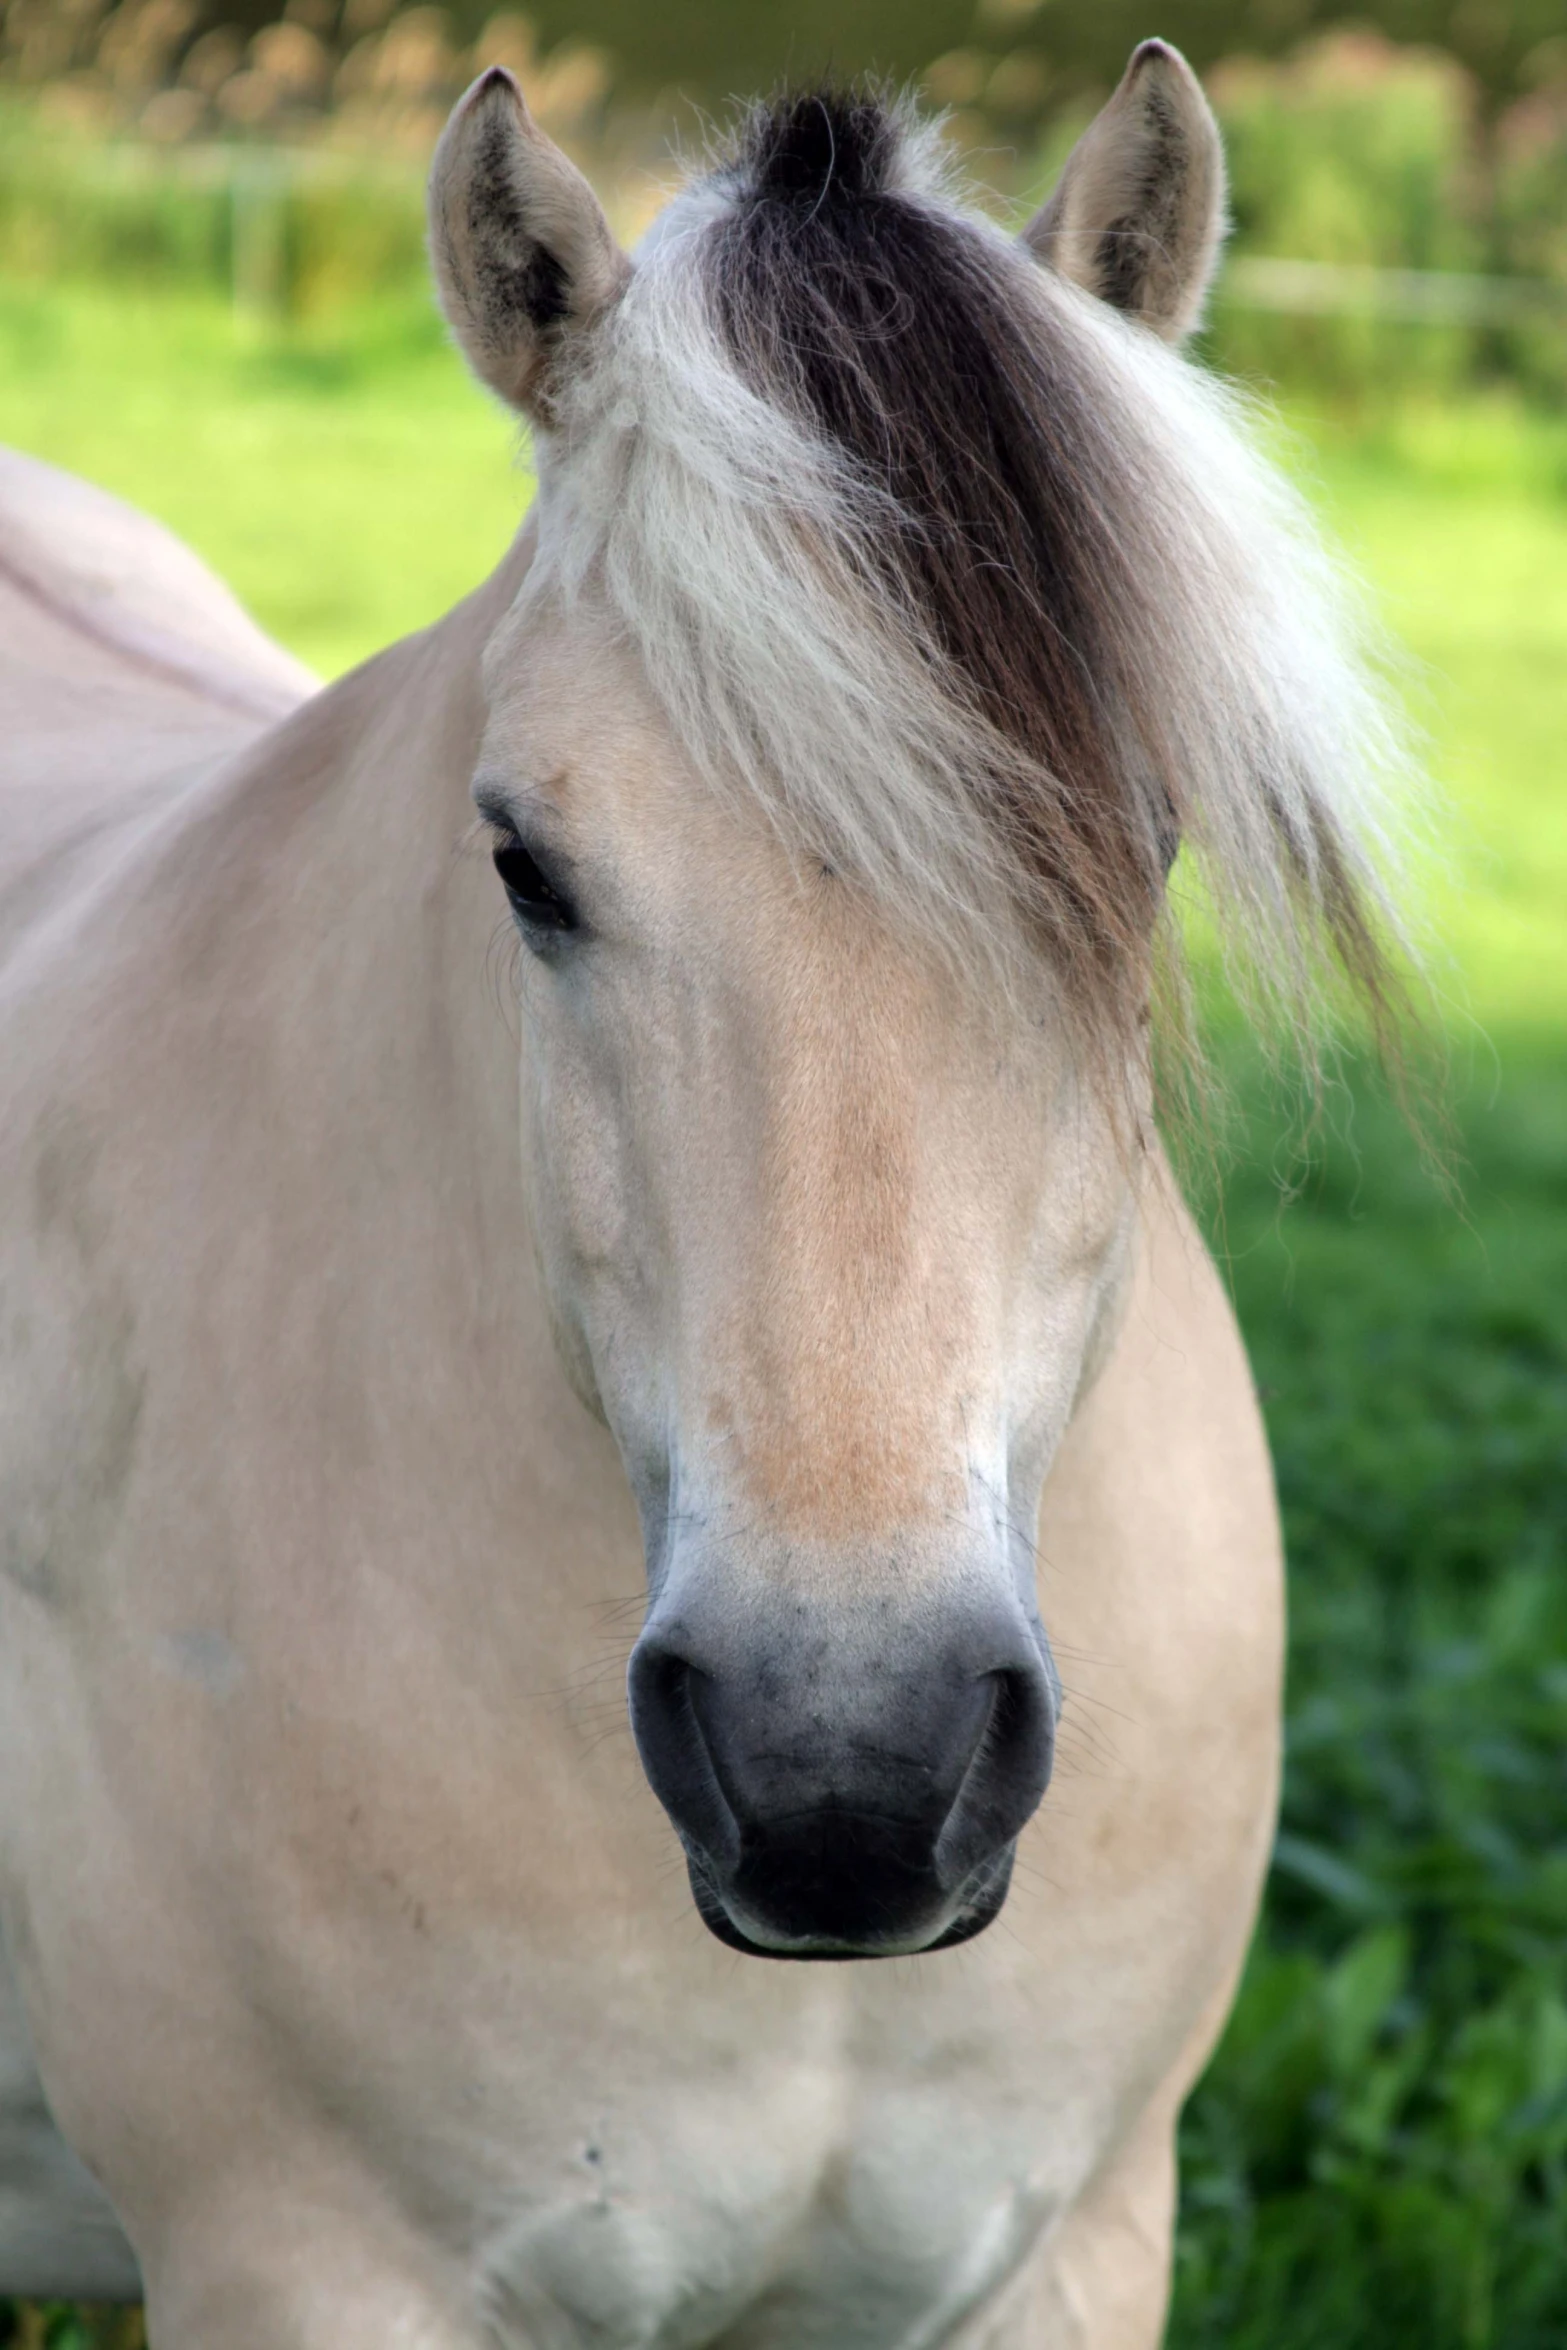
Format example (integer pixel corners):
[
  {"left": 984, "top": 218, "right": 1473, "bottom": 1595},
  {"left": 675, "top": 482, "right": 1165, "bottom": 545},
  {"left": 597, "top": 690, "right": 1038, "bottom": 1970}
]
[
  {"left": 4, "top": 0, "right": 1567, "bottom": 127},
  {"left": 3, "top": 13, "right": 1566, "bottom": 398},
  {"left": 1, "top": 1, "right": 1564, "bottom": 2341}
]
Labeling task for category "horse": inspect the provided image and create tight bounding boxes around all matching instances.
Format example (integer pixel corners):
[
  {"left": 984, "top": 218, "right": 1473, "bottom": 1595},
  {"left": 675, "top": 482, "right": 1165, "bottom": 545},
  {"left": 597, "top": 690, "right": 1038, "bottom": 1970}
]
[{"left": 0, "top": 43, "right": 1414, "bottom": 2347}]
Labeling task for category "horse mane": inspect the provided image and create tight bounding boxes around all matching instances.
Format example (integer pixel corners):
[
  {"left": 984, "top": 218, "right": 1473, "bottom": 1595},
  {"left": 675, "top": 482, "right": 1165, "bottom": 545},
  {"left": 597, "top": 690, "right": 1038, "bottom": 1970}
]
[{"left": 529, "top": 87, "right": 1417, "bottom": 1076}]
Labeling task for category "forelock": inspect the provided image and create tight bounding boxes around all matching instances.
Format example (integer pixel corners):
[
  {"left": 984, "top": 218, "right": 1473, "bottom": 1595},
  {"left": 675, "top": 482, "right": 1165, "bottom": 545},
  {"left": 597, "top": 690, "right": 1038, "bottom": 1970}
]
[{"left": 526, "top": 87, "right": 1418, "bottom": 1080}]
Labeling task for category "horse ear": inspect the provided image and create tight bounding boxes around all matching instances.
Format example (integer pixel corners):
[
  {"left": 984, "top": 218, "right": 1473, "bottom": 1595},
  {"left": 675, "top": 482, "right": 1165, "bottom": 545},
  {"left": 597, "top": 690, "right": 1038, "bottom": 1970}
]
[
  {"left": 1021, "top": 40, "right": 1225, "bottom": 343},
  {"left": 429, "top": 68, "right": 631, "bottom": 418}
]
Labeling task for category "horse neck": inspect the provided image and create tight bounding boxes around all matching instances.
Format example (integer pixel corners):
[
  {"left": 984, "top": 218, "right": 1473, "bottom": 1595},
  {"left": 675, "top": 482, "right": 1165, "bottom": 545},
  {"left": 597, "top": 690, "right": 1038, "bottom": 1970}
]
[
  {"left": 124, "top": 532, "right": 552, "bottom": 1416},
  {"left": 195, "top": 535, "right": 531, "bottom": 1141}
]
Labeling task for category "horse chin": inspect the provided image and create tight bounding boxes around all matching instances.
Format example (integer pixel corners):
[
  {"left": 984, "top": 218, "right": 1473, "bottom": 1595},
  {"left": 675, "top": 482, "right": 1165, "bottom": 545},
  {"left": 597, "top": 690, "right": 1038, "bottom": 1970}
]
[{"left": 684, "top": 1846, "right": 1018, "bottom": 1963}]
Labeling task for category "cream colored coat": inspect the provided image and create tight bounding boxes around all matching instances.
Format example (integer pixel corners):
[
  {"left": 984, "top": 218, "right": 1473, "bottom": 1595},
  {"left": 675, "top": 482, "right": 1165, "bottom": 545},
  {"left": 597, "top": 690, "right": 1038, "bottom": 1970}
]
[{"left": 0, "top": 444, "right": 1280, "bottom": 2346}]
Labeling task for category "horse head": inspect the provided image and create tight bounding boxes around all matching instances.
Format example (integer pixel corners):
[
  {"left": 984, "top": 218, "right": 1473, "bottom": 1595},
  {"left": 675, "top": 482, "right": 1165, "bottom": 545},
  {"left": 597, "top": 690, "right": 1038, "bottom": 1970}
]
[{"left": 426, "top": 52, "right": 1396, "bottom": 1957}]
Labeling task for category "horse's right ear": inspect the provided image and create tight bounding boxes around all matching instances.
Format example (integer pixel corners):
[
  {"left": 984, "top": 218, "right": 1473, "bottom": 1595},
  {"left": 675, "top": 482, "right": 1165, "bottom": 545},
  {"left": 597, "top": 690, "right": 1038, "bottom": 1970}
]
[
  {"left": 1020, "top": 41, "right": 1225, "bottom": 343},
  {"left": 429, "top": 68, "right": 630, "bottom": 419}
]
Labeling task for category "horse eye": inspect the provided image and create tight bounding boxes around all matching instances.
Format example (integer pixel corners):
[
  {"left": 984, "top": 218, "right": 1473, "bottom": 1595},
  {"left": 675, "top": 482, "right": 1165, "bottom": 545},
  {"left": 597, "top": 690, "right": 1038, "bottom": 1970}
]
[{"left": 492, "top": 833, "right": 578, "bottom": 936}]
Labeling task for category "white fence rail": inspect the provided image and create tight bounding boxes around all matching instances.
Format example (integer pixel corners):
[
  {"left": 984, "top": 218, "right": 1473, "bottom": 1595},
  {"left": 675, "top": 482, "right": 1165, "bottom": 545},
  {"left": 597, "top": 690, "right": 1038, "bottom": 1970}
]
[
  {"left": 16, "top": 141, "right": 1567, "bottom": 329},
  {"left": 1223, "top": 255, "right": 1567, "bottom": 327}
]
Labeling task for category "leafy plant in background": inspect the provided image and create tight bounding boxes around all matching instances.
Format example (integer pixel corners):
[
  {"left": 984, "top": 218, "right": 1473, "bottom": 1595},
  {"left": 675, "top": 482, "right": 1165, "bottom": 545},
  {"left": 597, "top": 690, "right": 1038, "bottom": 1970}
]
[
  {"left": 1171, "top": 1055, "right": 1567, "bottom": 2350},
  {"left": 1499, "top": 82, "right": 1567, "bottom": 280},
  {"left": 0, "top": 0, "right": 611, "bottom": 150},
  {"left": 4, "top": 4, "right": 1567, "bottom": 395},
  {"left": 0, "top": 2308, "right": 142, "bottom": 2346},
  {"left": 1215, "top": 32, "right": 1483, "bottom": 271},
  {"left": 0, "top": 3, "right": 631, "bottom": 317},
  {"left": 1199, "top": 34, "right": 1567, "bottom": 400},
  {"left": 8, "top": 0, "right": 1567, "bottom": 121},
  {"left": 1492, "top": 82, "right": 1567, "bottom": 386}
]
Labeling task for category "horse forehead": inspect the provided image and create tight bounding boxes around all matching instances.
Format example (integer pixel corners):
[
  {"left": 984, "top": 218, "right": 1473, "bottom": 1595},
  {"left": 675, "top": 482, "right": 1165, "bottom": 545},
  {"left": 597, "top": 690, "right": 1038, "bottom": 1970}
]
[{"left": 484, "top": 612, "right": 659, "bottom": 776}]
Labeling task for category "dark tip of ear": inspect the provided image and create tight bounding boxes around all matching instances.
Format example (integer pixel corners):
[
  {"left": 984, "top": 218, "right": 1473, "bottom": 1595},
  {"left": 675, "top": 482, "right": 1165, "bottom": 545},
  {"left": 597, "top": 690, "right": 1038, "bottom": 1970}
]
[
  {"left": 467, "top": 63, "right": 521, "bottom": 112},
  {"left": 1128, "top": 37, "right": 1180, "bottom": 71}
]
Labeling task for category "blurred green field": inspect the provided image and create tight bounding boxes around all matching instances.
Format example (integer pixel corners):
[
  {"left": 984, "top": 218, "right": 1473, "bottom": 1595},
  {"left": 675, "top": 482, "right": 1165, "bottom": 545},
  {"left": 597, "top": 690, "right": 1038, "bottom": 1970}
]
[{"left": 0, "top": 284, "right": 1563, "bottom": 2350}]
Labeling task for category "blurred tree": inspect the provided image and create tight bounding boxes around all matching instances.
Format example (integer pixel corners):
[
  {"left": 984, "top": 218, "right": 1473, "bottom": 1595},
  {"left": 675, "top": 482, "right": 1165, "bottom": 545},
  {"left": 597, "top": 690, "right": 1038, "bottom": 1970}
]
[
  {"left": 6, "top": 0, "right": 1567, "bottom": 135},
  {"left": 506, "top": 0, "right": 1567, "bottom": 116}
]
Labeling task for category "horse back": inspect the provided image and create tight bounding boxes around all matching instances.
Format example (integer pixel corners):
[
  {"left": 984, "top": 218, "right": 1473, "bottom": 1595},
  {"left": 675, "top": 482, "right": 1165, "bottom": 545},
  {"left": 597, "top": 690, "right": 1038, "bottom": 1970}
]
[{"left": 0, "top": 448, "right": 315, "bottom": 946}]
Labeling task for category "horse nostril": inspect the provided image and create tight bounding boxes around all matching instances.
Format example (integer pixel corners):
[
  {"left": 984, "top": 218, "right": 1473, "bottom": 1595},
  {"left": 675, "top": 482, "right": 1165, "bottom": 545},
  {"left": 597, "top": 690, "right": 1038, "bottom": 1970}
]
[
  {"left": 934, "top": 1658, "right": 1056, "bottom": 1892},
  {"left": 987, "top": 1663, "right": 1055, "bottom": 1782},
  {"left": 634, "top": 1641, "right": 692, "bottom": 1719},
  {"left": 627, "top": 1635, "right": 741, "bottom": 1873}
]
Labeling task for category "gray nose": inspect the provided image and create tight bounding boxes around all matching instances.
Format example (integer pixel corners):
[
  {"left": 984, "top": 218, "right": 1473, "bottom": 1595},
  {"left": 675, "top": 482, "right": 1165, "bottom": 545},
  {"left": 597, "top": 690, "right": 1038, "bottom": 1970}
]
[{"left": 627, "top": 1599, "right": 1056, "bottom": 1957}]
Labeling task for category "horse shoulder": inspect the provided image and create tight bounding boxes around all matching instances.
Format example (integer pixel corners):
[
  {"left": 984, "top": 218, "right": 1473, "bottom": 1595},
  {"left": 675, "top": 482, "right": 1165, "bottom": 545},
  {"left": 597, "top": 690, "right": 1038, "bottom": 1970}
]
[
  {"left": 994, "top": 1160, "right": 1282, "bottom": 2144},
  {"left": 0, "top": 1913, "right": 140, "bottom": 2298}
]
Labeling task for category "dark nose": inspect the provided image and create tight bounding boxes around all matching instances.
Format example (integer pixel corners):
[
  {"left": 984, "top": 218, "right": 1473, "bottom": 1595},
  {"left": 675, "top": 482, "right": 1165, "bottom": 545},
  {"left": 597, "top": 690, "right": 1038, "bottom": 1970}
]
[{"left": 627, "top": 1604, "right": 1056, "bottom": 1957}]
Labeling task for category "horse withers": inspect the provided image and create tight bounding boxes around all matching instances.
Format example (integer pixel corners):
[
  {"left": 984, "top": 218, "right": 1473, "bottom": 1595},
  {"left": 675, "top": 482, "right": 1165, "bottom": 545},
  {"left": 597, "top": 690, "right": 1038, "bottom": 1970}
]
[{"left": 0, "top": 43, "right": 1412, "bottom": 2347}]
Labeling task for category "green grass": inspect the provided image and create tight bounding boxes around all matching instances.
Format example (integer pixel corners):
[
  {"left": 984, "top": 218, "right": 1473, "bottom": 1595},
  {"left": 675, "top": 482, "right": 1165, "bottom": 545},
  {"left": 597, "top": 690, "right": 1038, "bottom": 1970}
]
[{"left": 1, "top": 287, "right": 1564, "bottom": 2350}]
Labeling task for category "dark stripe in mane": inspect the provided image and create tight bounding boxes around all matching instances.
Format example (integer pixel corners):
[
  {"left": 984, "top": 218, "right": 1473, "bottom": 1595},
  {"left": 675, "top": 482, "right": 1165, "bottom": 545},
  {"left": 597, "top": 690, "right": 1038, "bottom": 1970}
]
[
  {"left": 746, "top": 89, "right": 898, "bottom": 203},
  {"left": 706, "top": 89, "right": 1175, "bottom": 994}
]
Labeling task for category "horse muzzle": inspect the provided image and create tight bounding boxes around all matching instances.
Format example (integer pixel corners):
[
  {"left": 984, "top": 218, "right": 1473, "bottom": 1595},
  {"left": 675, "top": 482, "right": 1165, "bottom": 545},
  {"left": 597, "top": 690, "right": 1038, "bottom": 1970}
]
[{"left": 627, "top": 1593, "right": 1057, "bottom": 1959}]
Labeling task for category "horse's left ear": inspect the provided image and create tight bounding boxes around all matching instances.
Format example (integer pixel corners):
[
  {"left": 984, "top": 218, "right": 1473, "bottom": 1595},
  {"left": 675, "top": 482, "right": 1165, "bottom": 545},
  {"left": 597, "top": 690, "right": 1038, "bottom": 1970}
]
[
  {"left": 1021, "top": 41, "right": 1225, "bottom": 343},
  {"left": 429, "top": 67, "right": 631, "bottom": 419}
]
